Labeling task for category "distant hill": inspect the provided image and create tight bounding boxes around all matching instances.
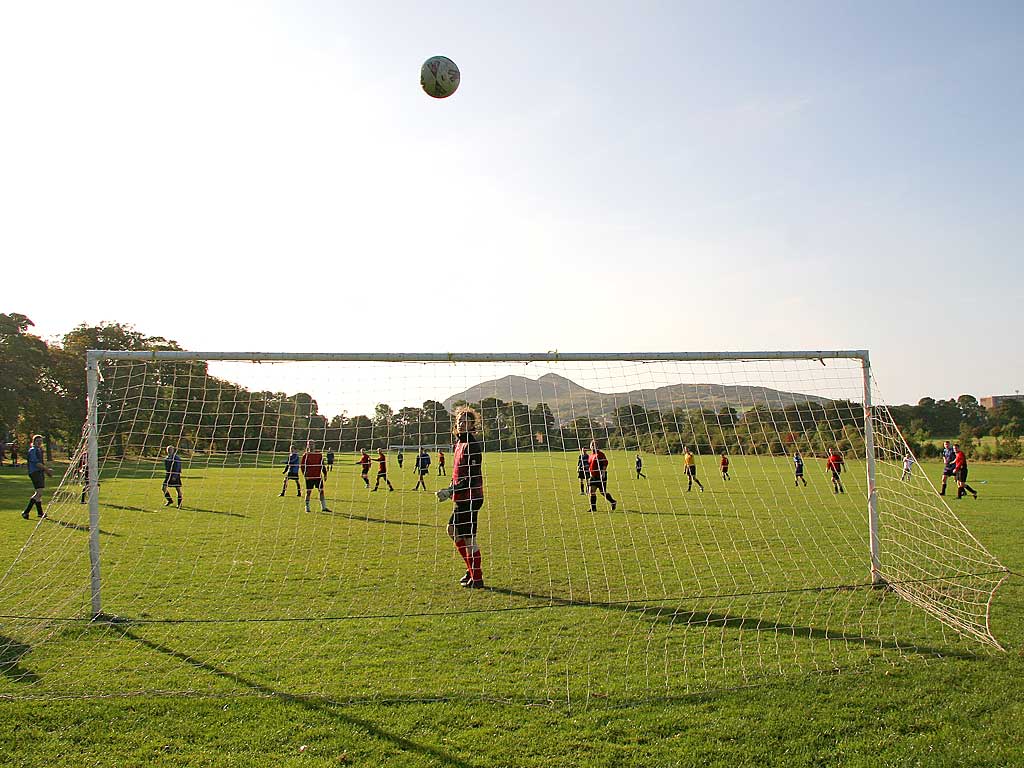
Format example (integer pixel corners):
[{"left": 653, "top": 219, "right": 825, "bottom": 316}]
[{"left": 443, "top": 373, "right": 830, "bottom": 424}]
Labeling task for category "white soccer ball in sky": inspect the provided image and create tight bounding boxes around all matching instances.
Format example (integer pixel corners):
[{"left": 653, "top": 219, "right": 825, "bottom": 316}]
[{"left": 421, "top": 56, "right": 460, "bottom": 99}]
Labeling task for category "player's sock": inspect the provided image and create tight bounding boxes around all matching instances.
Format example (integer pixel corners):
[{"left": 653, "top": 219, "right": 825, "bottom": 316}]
[
  {"left": 589, "top": 494, "right": 597, "bottom": 512},
  {"left": 469, "top": 548, "right": 483, "bottom": 583},
  {"left": 453, "top": 539, "right": 472, "bottom": 571},
  {"left": 23, "top": 499, "right": 34, "bottom": 519},
  {"left": 35, "top": 500, "right": 45, "bottom": 517}
]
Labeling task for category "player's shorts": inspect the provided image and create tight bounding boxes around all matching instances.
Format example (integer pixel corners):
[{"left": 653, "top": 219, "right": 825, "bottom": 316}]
[
  {"left": 587, "top": 475, "right": 607, "bottom": 492},
  {"left": 448, "top": 498, "right": 483, "bottom": 538},
  {"left": 286, "top": 471, "right": 300, "bottom": 480},
  {"left": 795, "top": 468, "right": 804, "bottom": 476},
  {"left": 942, "top": 466, "right": 956, "bottom": 477},
  {"left": 306, "top": 478, "right": 323, "bottom": 490},
  {"left": 830, "top": 471, "right": 842, "bottom": 482},
  {"left": 418, "top": 469, "right": 429, "bottom": 476},
  {"left": 29, "top": 470, "right": 46, "bottom": 490},
  {"left": 360, "top": 468, "right": 370, "bottom": 476},
  {"left": 684, "top": 466, "right": 697, "bottom": 477},
  {"left": 164, "top": 476, "right": 182, "bottom": 488},
  {"left": 376, "top": 470, "right": 388, "bottom": 478},
  {"left": 577, "top": 470, "right": 587, "bottom": 479},
  {"left": 956, "top": 467, "right": 969, "bottom": 483}
]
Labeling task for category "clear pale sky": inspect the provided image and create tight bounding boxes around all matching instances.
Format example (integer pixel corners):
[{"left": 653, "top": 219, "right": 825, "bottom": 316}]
[{"left": 2, "top": 1, "right": 1021, "bottom": 407}]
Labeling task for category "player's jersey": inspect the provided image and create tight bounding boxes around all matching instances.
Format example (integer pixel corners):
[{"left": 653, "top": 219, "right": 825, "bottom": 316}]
[
  {"left": 954, "top": 450, "right": 967, "bottom": 471},
  {"left": 301, "top": 452, "right": 324, "bottom": 480},
  {"left": 903, "top": 457, "right": 914, "bottom": 470},
  {"left": 635, "top": 457, "right": 642, "bottom": 469},
  {"left": 826, "top": 455, "right": 843, "bottom": 474},
  {"left": 794, "top": 455, "right": 804, "bottom": 472},
  {"left": 27, "top": 446, "right": 44, "bottom": 474},
  {"left": 588, "top": 450, "right": 609, "bottom": 477},
  {"left": 286, "top": 453, "right": 300, "bottom": 474},
  {"left": 451, "top": 434, "right": 483, "bottom": 502},
  {"left": 416, "top": 452, "right": 430, "bottom": 472},
  {"left": 358, "top": 453, "right": 371, "bottom": 471},
  {"left": 720, "top": 456, "right": 729, "bottom": 469},
  {"left": 579, "top": 454, "right": 589, "bottom": 473},
  {"left": 437, "top": 452, "right": 445, "bottom": 466},
  {"left": 326, "top": 451, "right": 335, "bottom": 465},
  {"left": 164, "top": 454, "right": 182, "bottom": 484},
  {"left": 376, "top": 455, "right": 387, "bottom": 473},
  {"left": 942, "top": 446, "right": 957, "bottom": 470},
  {"left": 683, "top": 453, "right": 695, "bottom": 468}
]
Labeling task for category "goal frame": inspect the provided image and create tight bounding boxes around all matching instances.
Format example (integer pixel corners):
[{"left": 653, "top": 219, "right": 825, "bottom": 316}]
[{"left": 84, "top": 349, "right": 881, "bottom": 618}]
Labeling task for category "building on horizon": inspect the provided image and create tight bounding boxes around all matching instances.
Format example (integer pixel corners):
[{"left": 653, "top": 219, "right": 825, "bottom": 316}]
[{"left": 980, "top": 394, "right": 1024, "bottom": 410}]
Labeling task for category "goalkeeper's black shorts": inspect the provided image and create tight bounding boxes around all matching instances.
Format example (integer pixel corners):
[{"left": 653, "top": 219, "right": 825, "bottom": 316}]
[{"left": 449, "top": 498, "right": 483, "bottom": 538}]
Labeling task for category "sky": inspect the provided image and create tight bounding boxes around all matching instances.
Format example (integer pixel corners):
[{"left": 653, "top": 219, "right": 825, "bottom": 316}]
[{"left": 1, "top": 0, "right": 1022, "bottom": 408}]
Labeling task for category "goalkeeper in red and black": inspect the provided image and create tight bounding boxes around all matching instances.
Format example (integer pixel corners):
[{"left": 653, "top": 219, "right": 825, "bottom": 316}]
[{"left": 437, "top": 406, "right": 485, "bottom": 589}]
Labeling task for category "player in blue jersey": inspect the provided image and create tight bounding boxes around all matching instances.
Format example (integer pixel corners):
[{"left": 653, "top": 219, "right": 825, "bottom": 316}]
[
  {"left": 793, "top": 451, "right": 807, "bottom": 487},
  {"left": 939, "top": 440, "right": 956, "bottom": 496},
  {"left": 280, "top": 446, "right": 301, "bottom": 496},
  {"left": 635, "top": 453, "right": 646, "bottom": 479},
  {"left": 162, "top": 446, "right": 183, "bottom": 508},
  {"left": 22, "top": 435, "right": 53, "bottom": 519}
]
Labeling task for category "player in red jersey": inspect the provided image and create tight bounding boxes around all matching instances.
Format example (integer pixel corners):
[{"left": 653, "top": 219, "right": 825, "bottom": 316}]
[
  {"left": 437, "top": 449, "right": 446, "bottom": 476},
  {"left": 371, "top": 448, "right": 394, "bottom": 491},
  {"left": 301, "top": 440, "right": 330, "bottom": 512},
  {"left": 587, "top": 439, "right": 617, "bottom": 512},
  {"left": 826, "top": 448, "right": 844, "bottom": 494},
  {"left": 720, "top": 452, "right": 731, "bottom": 481},
  {"left": 953, "top": 444, "right": 978, "bottom": 500},
  {"left": 355, "top": 449, "right": 371, "bottom": 488},
  {"left": 436, "top": 406, "right": 485, "bottom": 588}
]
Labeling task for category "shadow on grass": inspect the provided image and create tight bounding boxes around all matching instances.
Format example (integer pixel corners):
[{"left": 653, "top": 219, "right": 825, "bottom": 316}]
[
  {"left": 484, "top": 586, "right": 981, "bottom": 661},
  {"left": 43, "top": 517, "right": 121, "bottom": 537},
  {"left": 0, "top": 635, "right": 39, "bottom": 685},
  {"left": 318, "top": 509, "right": 433, "bottom": 528},
  {"left": 118, "top": 628, "right": 473, "bottom": 768},
  {"left": 101, "top": 502, "right": 247, "bottom": 519}
]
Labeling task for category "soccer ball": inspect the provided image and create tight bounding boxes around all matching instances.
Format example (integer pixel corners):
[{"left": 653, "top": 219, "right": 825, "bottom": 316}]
[{"left": 421, "top": 56, "right": 460, "bottom": 99}]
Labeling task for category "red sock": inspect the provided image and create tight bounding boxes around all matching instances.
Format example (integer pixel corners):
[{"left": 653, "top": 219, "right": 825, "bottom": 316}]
[
  {"left": 454, "top": 539, "right": 471, "bottom": 569},
  {"left": 469, "top": 549, "right": 482, "bottom": 582}
]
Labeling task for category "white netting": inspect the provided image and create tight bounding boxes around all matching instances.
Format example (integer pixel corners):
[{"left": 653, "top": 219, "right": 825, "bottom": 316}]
[{"left": 0, "top": 353, "right": 1007, "bottom": 704}]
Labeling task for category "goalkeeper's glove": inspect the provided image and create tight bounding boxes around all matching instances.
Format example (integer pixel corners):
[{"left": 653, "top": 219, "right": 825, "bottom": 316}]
[{"left": 435, "top": 487, "right": 453, "bottom": 502}]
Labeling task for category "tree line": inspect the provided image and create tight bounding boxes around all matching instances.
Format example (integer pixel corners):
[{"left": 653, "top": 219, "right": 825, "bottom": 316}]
[{"left": 2, "top": 313, "right": 1021, "bottom": 461}]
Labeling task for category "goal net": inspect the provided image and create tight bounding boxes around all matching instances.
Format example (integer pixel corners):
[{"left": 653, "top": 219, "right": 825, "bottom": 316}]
[{"left": 0, "top": 351, "right": 1007, "bottom": 704}]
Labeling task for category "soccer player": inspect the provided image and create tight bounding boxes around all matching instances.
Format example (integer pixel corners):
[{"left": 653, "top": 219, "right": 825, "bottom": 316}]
[
  {"left": 325, "top": 447, "right": 335, "bottom": 474},
  {"left": 436, "top": 406, "right": 485, "bottom": 588},
  {"left": 280, "top": 445, "right": 301, "bottom": 496},
  {"left": 0, "top": 440, "right": 5, "bottom": 466},
  {"left": 79, "top": 453, "right": 90, "bottom": 504},
  {"left": 939, "top": 440, "right": 956, "bottom": 496},
  {"left": 397, "top": 450, "right": 404, "bottom": 469},
  {"left": 635, "top": 453, "right": 645, "bottom": 479},
  {"left": 900, "top": 454, "right": 914, "bottom": 481},
  {"left": 10, "top": 441, "right": 18, "bottom": 467},
  {"left": 793, "top": 451, "right": 807, "bottom": 487},
  {"left": 953, "top": 444, "right": 978, "bottom": 500},
  {"left": 826, "top": 448, "right": 845, "bottom": 494},
  {"left": 720, "top": 452, "right": 731, "bottom": 481},
  {"left": 413, "top": 447, "right": 430, "bottom": 491},
  {"left": 577, "top": 448, "right": 589, "bottom": 494},
  {"left": 162, "top": 445, "right": 183, "bottom": 508},
  {"left": 437, "top": 449, "right": 446, "bottom": 476},
  {"left": 683, "top": 447, "right": 704, "bottom": 492},
  {"left": 587, "top": 440, "right": 617, "bottom": 512},
  {"left": 371, "top": 448, "right": 394, "bottom": 491},
  {"left": 301, "top": 440, "right": 330, "bottom": 512},
  {"left": 22, "top": 434, "right": 53, "bottom": 519},
  {"left": 355, "top": 448, "right": 372, "bottom": 488}
]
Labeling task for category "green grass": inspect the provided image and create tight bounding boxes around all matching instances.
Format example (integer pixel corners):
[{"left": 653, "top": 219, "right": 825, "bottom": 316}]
[{"left": 0, "top": 454, "right": 1021, "bottom": 766}]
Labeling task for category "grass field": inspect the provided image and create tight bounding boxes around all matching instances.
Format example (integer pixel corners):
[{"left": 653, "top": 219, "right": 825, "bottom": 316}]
[{"left": 1, "top": 453, "right": 1021, "bottom": 766}]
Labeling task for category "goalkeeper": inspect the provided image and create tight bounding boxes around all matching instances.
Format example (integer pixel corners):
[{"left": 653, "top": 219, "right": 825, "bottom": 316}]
[{"left": 436, "top": 406, "right": 485, "bottom": 589}]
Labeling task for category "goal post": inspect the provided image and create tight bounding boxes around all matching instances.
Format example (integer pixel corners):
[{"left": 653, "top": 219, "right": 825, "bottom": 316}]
[{"left": 0, "top": 348, "right": 1006, "bottom": 703}]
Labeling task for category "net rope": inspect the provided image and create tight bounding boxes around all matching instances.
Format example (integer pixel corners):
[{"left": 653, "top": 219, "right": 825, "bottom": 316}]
[{"left": 0, "top": 355, "right": 1007, "bottom": 704}]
